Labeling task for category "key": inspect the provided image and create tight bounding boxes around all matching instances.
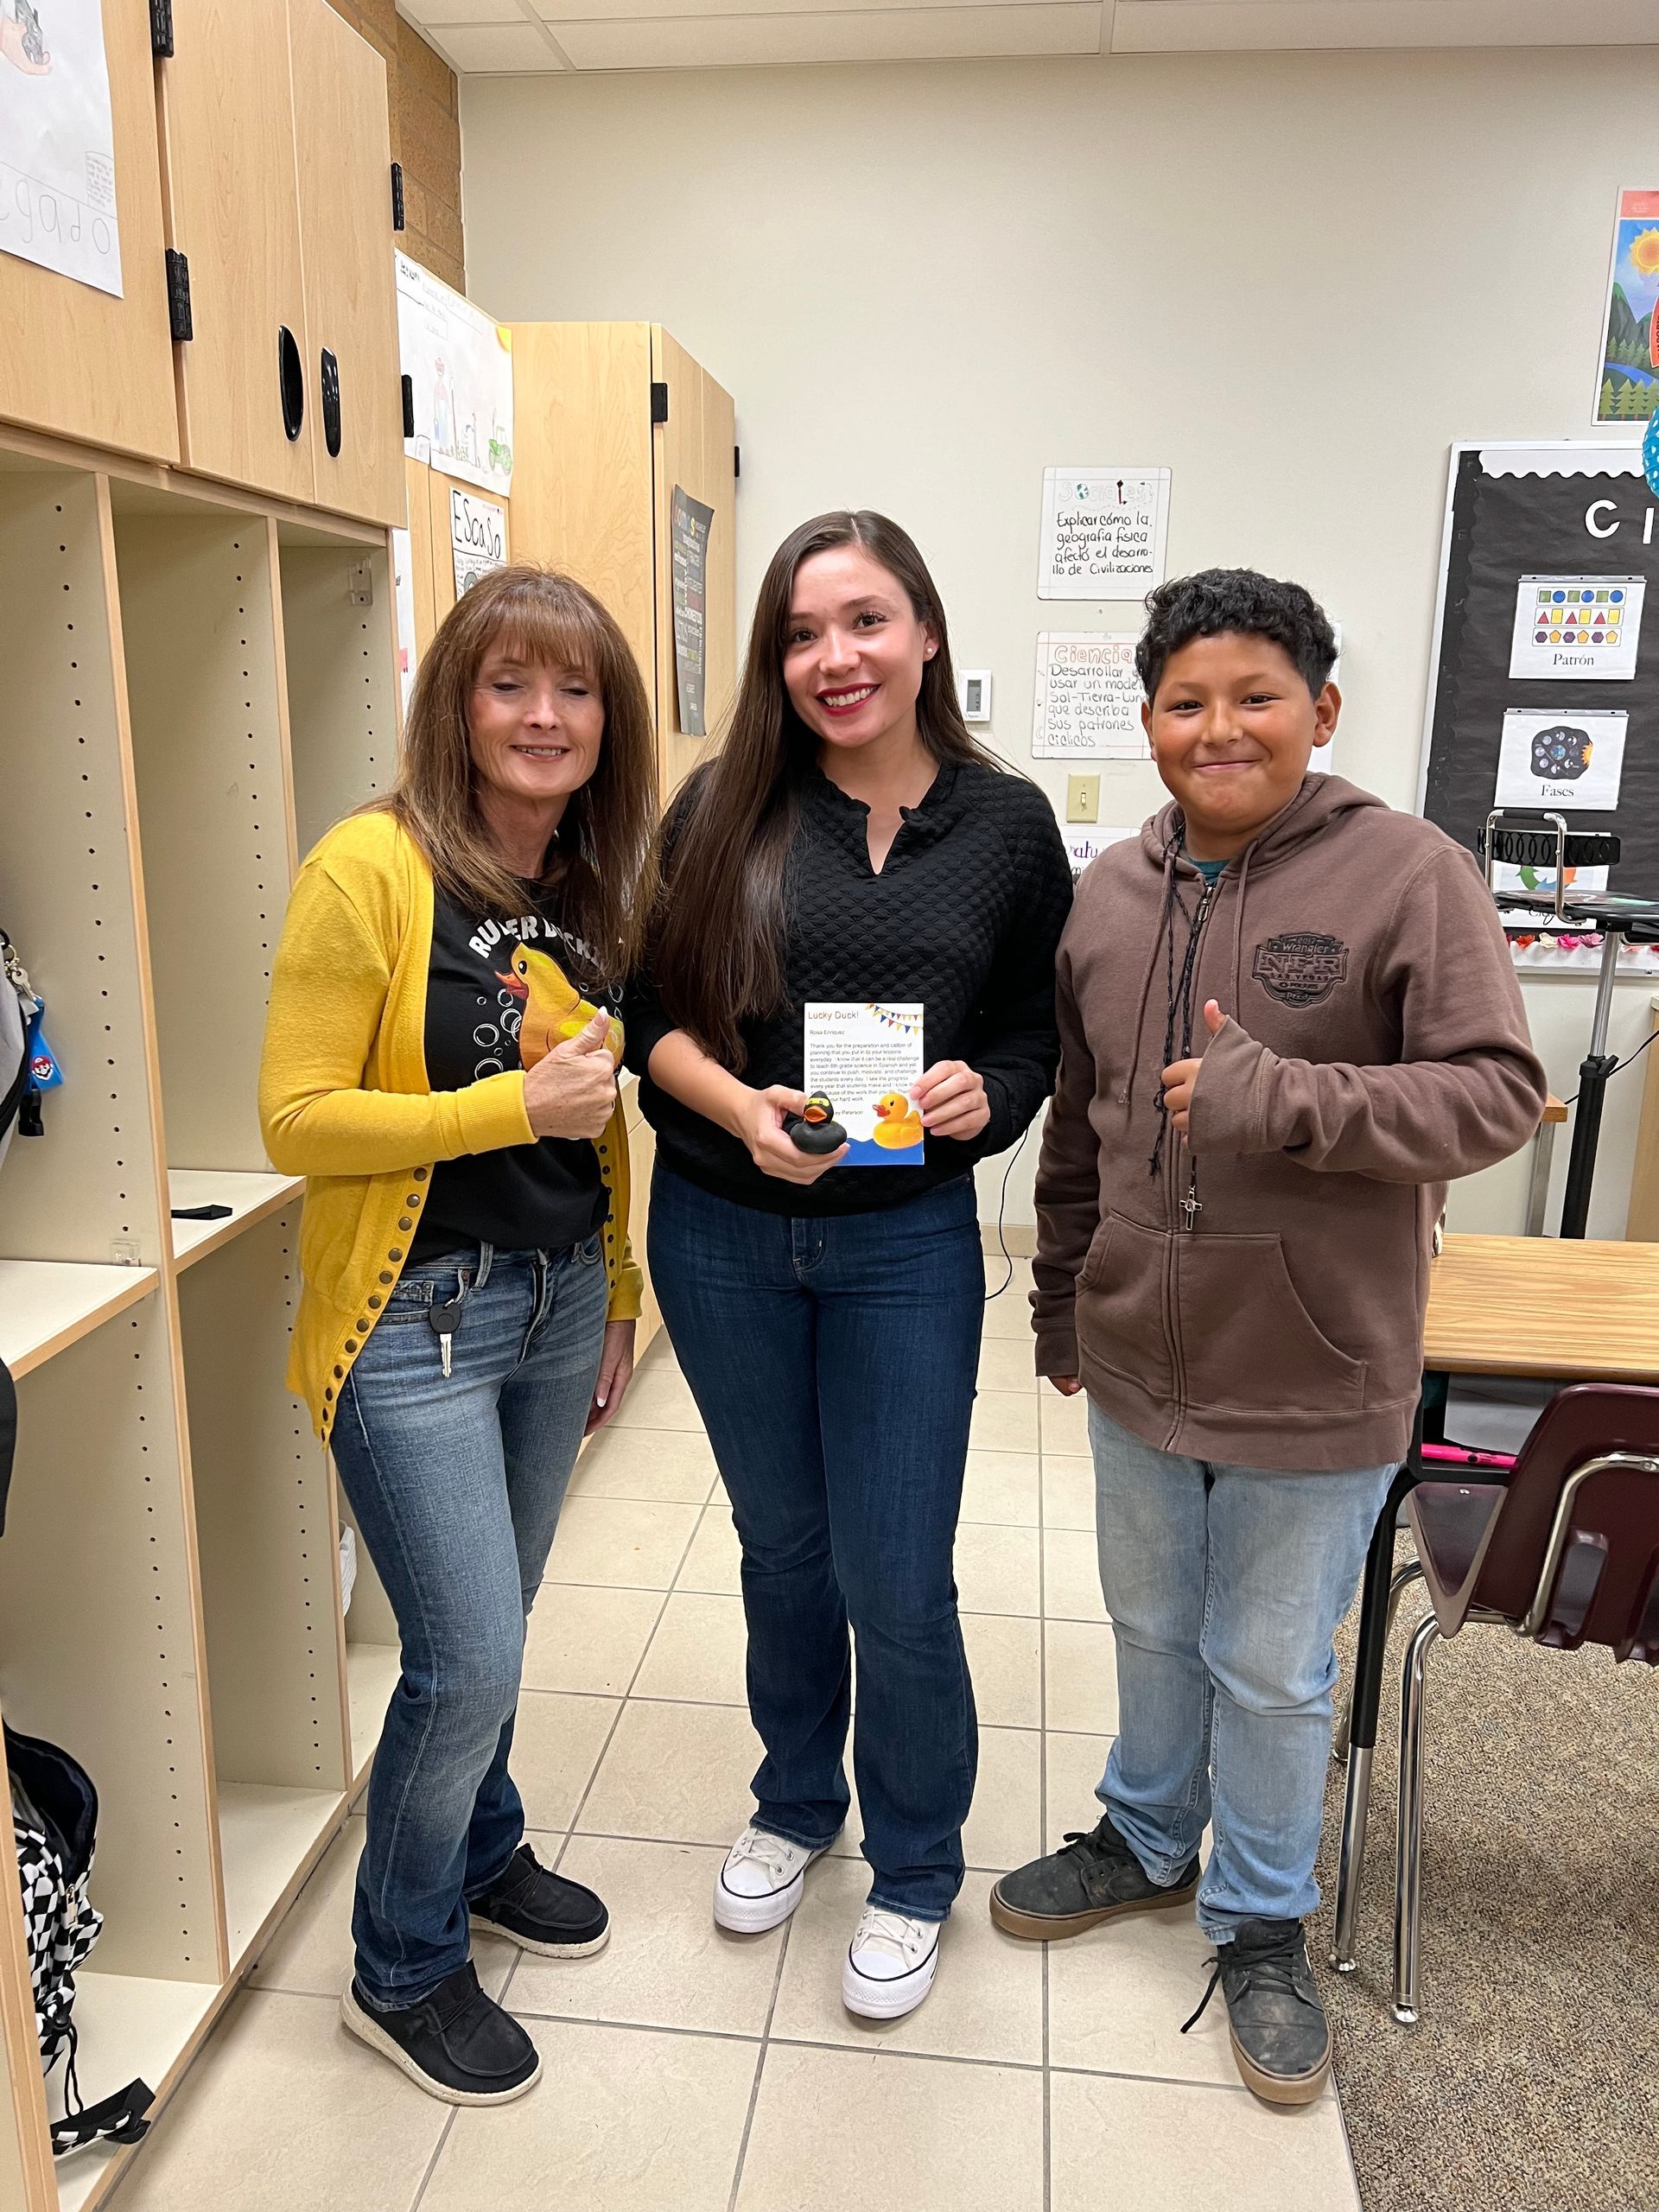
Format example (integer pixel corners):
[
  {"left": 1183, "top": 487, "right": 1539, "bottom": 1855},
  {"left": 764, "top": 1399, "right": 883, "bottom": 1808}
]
[{"left": 428, "top": 1296, "right": 464, "bottom": 1379}]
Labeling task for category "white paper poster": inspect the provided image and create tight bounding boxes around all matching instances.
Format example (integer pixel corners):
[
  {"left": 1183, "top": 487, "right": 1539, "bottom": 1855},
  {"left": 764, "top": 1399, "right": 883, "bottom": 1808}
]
[
  {"left": 0, "top": 0, "right": 121, "bottom": 296},
  {"left": 1033, "top": 633, "right": 1146, "bottom": 759},
  {"left": 803, "top": 1002, "right": 925, "bottom": 1166},
  {"left": 1509, "top": 575, "right": 1643, "bottom": 680},
  {"left": 397, "top": 251, "right": 513, "bottom": 496},
  {"left": 449, "top": 487, "right": 506, "bottom": 598},
  {"left": 1494, "top": 708, "right": 1628, "bottom": 810},
  {"left": 391, "top": 526, "right": 418, "bottom": 721},
  {"left": 1062, "top": 824, "right": 1138, "bottom": 884},
  {"left": 1039, "top": 468, "right": 1170, "bottom": 600},
  {"left": 1491, "top": 859, "right": 1611, "bottom": 905}
]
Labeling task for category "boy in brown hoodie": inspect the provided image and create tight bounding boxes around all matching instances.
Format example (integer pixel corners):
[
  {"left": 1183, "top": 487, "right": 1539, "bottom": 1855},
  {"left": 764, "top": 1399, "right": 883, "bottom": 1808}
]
[{"left": 989, "top": 570, "right": 1545, "bottom": 2104}]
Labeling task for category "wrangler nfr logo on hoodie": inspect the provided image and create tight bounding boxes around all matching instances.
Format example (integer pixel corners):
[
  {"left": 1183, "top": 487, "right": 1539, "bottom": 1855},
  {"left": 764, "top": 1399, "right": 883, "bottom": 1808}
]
[{"left": 1251, "top": 931, "right": 1350, "bottom": 1009}]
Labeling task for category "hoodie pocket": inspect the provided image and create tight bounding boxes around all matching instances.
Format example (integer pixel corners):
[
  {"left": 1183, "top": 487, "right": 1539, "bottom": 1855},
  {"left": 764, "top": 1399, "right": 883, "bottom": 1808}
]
[
  {"left": 1176, "top": 1233, "right": 1366, "bottom": 1416},
  {"left": 1075, "top": 1212, "right": 1174, "bottom": 1404}
]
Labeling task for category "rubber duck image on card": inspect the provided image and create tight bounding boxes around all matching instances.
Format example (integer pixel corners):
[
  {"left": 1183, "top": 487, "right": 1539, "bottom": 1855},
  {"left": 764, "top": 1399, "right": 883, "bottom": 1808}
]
[{"left": 803, "top": 1002, "right": 926, "bottom": 1166}]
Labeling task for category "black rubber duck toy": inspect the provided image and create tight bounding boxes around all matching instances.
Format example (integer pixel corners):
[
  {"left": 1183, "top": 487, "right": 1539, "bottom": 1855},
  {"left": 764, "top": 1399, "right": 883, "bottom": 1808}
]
[{"left": 787, "top": 1092, "right": 848, "bottom": 1154}]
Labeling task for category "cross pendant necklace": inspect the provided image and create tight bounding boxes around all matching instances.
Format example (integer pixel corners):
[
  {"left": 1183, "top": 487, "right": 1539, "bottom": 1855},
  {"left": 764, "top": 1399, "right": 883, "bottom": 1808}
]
[{"left": 1179, "top": 1181, "right": 1202, "bottom": 1232}]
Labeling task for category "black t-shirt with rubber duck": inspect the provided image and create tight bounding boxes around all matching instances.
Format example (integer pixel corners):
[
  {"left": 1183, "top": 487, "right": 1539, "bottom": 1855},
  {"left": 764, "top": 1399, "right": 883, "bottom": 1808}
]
[{"left": 409, "top": 886, "right": 617, "bottom": 1262}]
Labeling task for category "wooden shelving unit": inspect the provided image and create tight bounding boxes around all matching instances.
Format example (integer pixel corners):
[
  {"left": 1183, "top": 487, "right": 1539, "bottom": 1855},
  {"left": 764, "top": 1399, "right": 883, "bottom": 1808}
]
[{"left": 0, "top": 423, "right": 394, "bottom": 2212}]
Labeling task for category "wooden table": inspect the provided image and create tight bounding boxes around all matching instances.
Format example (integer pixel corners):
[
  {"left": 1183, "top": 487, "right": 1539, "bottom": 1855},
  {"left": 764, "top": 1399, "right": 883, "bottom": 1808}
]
[{"left": 1425, "top": 1232, "right": 1659, "bottom": 1382}]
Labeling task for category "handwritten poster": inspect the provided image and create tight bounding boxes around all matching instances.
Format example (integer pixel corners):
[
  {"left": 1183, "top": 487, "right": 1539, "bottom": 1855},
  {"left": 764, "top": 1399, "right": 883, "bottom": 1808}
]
[
  {"left": 397, "top": 252, "right": 513, "bottom": 496},
  {"left": 1039, "top": 467, "right": 1170, "bottom": 599},
  {"left": 0, "top": 0, "right": 121, "bottom": 296},
  {"left": 1033, "top": 634, "right": 1147, "bottom": 759},
  {"left": 449, "top": 487, "right": 506, "bottom": 598},
  {"left": 803, "top": 1002, "right": 925, "bottom": 1167},
  {"left": 671, "top": 486, "right": 714, "bottom": 738},
  {"left": 1061, "top": 824, "right": 1137, "bottom": 884}
]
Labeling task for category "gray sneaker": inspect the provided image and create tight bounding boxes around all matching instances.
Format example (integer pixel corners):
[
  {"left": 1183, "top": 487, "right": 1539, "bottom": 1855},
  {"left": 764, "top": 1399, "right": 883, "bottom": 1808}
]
[
  {"left": 989, "top": 1809, "right": 1200, "bottom": 1942},
  {"left": 1182, "top": 1916, "right": 1332, "bottom": 2106}
]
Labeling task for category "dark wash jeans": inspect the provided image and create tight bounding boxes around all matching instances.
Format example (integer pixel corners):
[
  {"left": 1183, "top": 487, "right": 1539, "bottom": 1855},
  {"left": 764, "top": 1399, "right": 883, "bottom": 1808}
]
[
  {"left": 330, "top": 1236, "right": 607, "bottom": 2007},
  {"left": 649, "top": 1165, "right": 983, "bottom": 1922}
]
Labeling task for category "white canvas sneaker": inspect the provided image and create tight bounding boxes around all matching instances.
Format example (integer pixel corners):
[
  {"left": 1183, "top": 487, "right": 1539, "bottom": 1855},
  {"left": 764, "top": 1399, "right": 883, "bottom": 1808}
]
[
  {"left": 713, "top": 1825, "right": 828, "bottom": 1934},
  {"left": 842, "top": 1904, "right": 941, "bottom": 2019}
]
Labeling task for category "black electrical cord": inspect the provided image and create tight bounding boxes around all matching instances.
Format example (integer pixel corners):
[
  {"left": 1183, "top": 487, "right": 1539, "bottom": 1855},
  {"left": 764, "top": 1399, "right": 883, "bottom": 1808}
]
[
  {"left": 984, "top": 1123, "right": 1033, "bottom": 1303},
  {"left": 1560, "top": 1021, "right": 1659, "bottom": 1108}
]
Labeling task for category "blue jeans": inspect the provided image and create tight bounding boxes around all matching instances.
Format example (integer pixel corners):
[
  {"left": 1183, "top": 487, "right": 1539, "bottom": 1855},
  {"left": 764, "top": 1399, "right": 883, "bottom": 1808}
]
[
  {"left": 650, "top": 1166, "right": 982, "bottom": 1921},
  {"left": 330, "top": 1237, "right": 607, "bottom": 2006},
  {"left": 1088, "top": 1401, "right": 1394, "bottom": 1939}
]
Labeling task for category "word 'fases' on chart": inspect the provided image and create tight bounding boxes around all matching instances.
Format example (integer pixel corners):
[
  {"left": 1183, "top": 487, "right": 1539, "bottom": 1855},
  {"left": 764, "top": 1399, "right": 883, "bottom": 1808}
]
[{"left": 1509, "top": 575, "right": 1645, "bottom": 681}]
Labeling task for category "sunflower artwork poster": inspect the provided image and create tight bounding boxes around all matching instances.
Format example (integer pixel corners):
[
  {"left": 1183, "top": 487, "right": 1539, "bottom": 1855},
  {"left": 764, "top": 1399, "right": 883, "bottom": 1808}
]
[
  {"left": 1595, "top": 189, "right": 1659, "bottom": 425},
  {"left": 802, "top": 1002, "right": 925, "bottom": 1166}
]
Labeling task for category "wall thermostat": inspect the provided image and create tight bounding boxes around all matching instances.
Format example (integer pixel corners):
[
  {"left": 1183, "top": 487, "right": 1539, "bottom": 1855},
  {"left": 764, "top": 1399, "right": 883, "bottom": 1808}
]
[{"left": 958, "top": 670, "right": 993, "bottom": 724}]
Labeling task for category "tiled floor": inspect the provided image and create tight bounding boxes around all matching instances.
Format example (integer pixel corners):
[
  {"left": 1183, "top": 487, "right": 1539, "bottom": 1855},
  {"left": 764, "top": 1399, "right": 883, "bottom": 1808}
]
[{"left": 106, "top": 1260, "right": 1362, "bottom": 2212}]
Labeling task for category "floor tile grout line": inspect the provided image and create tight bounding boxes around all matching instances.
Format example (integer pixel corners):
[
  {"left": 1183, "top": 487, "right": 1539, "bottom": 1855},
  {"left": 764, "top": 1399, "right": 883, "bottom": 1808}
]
[
  {"left": 405, "top": 2107, "right": 460, "bottom": 2212},
  {"left": 726, "top": 1893, "right": 797, "bottom": 2212}
]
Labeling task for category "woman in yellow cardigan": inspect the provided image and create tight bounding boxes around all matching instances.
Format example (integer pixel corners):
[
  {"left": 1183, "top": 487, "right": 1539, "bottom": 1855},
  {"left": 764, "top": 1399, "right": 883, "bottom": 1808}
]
[{"left": 259, "top": 568, "right": 655, "bottom": 2107}]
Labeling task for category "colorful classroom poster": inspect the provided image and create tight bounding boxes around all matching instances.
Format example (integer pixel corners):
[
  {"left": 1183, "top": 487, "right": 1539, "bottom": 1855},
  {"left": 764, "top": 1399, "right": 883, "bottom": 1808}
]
[
  {"left": 1493, "top": 708, "right": 1629, "bottom": 811},
  {"left": 802, "top": 1002, "right": 925, "bottom": 1166},
  {"left": 397, "top": 252, "right": 514, "bottom": 495},
  {"left": 0, "top": 0, "right": 121, "bottom": 296},
  {"left": 1509, "top": 577, "right": 1644, "bottom": 681},
  {"left": 1033, "top": 633, "right": 1146, "bottom": 757},
  {"left": 1038, "top": 468, "right": 1170, "bottom": 599},
  {"left": 1596, "top": 190, "right": 1659, "bottom": 425},
  {"left": 449, "top": 487, "right": 506, "bottom": 598}
]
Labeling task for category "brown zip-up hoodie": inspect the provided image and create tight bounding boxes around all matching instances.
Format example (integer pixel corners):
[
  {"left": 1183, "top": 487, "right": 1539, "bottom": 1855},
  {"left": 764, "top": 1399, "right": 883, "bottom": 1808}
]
[{"left": 1032, "top": 774, "right": 1547, "bottom": 1471}]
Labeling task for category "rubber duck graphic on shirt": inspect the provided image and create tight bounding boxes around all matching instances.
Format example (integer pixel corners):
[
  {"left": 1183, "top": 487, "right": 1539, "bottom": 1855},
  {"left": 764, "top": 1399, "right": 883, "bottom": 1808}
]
[{"left": 494, "top": 944, "right": 623, "bottom": 1068}]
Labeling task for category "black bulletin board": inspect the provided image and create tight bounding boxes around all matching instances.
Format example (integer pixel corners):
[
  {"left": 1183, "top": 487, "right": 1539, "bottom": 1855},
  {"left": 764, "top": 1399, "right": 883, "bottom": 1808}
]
[{"left": 1421, "top": 443, "right": 1659, "bottom": 908}]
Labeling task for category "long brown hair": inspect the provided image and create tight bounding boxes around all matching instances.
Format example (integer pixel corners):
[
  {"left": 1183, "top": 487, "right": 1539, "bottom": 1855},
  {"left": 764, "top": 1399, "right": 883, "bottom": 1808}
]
[
  {"left": 377, "top": 565, "right": 657, "bottom": 982},
  {"left": 650, "top": 511, "right": 996, "bottom": 1065}
]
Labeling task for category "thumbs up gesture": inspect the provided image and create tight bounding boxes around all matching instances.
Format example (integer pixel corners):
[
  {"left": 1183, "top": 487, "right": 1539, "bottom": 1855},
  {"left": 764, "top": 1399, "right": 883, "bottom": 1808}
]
[
  {"left": 1161, "top": 1001, "right": 1229, "bottom": 1140},
  {"left": 524, "top": 1008, "right": 619, "bottom": 1141}
]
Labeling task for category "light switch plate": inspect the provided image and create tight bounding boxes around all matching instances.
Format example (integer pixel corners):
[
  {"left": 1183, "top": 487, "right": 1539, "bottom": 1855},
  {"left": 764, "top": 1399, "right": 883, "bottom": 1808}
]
[
  {"left": 957, "top": 669, "right": 992, "bottom": 723},
  {"left": 1066, "top": 772, "right": 1101, "bottom": 823}
]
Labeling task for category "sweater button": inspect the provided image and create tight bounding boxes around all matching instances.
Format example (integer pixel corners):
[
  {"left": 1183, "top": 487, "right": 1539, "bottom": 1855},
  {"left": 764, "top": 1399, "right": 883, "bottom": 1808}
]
[
  {"left": 357, "top": 1319, "right": 371, "bottom": 1332},
  {"left": 413, "top": 1166, "right": 429, "bottom": 1181},
  {"left": 333, "top": 1365, "right": 343, "bottom": 1379},
  {"left": 324, "top": 1387, "right": 334, "bottom": 1402},
  {"left": 389, "top": 1247, "right": 404, "bottom": 1262},
  {"left": 368, "top": 1294, "right": 382, "bottom": 1309},
  {"left": 345, "top": 1339, "right": 358, "bottom": 1353},
  {"left": 378, "top": 1270, "right": 393, "bottom": 1285},
  {"left": 397, "top": 1217, "right": 413, "bottom": 1231}
]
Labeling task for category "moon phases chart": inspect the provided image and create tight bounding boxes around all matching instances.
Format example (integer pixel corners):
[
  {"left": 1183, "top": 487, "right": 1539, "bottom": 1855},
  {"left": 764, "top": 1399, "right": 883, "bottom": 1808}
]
[{"left": 1493, "top": 708, "right": 1628, "bottom": 809}]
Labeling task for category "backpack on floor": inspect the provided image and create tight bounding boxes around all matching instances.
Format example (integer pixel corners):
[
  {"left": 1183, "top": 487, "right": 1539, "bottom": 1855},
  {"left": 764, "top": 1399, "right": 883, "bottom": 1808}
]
[{"left": 7, "top": 1726, "right": 152, "bottom": 2156}]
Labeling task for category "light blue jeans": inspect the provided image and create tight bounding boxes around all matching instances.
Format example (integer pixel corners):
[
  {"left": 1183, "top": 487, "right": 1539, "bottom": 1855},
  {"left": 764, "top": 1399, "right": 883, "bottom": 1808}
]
[
  {"left": 1088, "top": 1400, "right": 1394, "bottom": 1939},
  {"left": 330, "top": 1236, "right": 607, "bottom": 2006}
]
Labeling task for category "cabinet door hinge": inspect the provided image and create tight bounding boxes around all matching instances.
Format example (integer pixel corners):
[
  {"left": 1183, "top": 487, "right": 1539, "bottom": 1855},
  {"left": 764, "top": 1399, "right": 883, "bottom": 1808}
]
[
  {"left": 650, "top": 380, "right": 669, "bottom": 427},
  {"left": 149, "top": 0, "right": 174, "bottom": 56},
  {"left": 401, "top": 375, "right": 416, "bottom": 441},
  {"left": 734, "top": 444, "right": 741, "bottom": 480},
  {"left": 391, "top": 162, "right": 406, "bottom": 232},
  {"left": 165, "top": 249, "right": 192, "bottom": 342}
]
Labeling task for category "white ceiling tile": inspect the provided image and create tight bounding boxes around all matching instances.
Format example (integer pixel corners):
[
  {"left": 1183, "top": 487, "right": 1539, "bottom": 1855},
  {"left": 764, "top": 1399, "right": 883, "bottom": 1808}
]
[
  {"left": 537, "top": 0, "right": 1059, "bottom": 16},
  {"left": 556, "top": 1, "right": 1100, "bottom": 63},
  {"left": 420, "top": 19, "right": 567, "bottom": 66},
  {"left": 1111, "top": 0, "right": 1659, "bottom": 48},
  {"left": 397, "top": 0, "right": 527, "bottom": 24}
]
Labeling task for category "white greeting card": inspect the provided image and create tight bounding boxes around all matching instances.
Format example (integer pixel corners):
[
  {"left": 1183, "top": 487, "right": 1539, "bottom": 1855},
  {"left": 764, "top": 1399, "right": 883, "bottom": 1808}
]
[{"left": 803, "top": 1001, "right": 925, "bottom": 1166}]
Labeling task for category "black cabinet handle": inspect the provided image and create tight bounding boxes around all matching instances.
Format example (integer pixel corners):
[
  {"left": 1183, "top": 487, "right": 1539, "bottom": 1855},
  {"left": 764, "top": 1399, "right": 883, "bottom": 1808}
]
[
  {"left": 278, "top": 326, "right": 303, "bottom": 442},
  {"left": 320, "top": 348, "right": 342, "bottom": 458}
]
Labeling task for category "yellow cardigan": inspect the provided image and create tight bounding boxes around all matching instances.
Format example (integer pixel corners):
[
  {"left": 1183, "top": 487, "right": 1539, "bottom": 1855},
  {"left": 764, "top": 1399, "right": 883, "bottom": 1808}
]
[{"left": 258, "top": 810, "right": 643, "bottom": 1443}]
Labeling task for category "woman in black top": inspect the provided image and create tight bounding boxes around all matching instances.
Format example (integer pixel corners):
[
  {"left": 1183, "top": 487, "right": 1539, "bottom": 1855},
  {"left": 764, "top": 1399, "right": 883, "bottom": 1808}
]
[{"left": 628, "top": 512, "right": 1071, "bottom": 2021}]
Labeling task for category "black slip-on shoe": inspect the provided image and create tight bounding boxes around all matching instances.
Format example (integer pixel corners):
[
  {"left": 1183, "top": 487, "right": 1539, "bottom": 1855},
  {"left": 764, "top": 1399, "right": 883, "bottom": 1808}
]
[
  {"left": 469, "top": 1843, "right": 610, "bottom": 1957},
  {"left": 1183, "top": 1916, "right": 1332, "bottom": 2107},
  {"left": 340, "top": 1963, "right": 541, "bottom": 2106},
  {"left": 989, "top": 1808, "right": 1200, "bottom": 1941}
]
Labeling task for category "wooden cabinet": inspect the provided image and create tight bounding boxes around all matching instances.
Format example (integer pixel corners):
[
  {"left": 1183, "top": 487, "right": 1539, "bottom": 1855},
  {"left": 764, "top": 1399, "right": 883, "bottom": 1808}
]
[
  {"left": 288, "top": 0, "right": 404, "bottom": 529},
  {"left": 155, "top": 0, "right": 399, "bottom": 523},
  {"left": 0, "top": 0, "right": 179, "bottom": 463},
  {"left": 507, "top": 321, "right": 736, "bottom": 802}
]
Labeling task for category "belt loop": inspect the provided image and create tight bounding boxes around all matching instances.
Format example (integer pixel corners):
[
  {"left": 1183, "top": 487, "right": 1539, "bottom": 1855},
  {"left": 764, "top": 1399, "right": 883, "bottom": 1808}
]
[{"left": 474, "top": 1239, "right": 495, "bottom": 1292}]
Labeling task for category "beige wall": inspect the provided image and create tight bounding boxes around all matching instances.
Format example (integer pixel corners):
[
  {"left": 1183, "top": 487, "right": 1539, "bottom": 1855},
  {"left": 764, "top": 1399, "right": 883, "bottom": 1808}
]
[
  {"left": 327, "top": 0, "right": 465, "bottom": 290},
  {"left": 462, "top": 45, "right": 1659, "bottom": 1234}
]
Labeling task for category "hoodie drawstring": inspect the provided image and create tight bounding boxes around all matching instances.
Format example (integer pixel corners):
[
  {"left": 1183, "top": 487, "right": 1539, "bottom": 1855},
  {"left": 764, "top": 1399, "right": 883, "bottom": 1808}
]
[{"left": 1122, "top": 829, "right": 1180, "bottom": 1113}]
